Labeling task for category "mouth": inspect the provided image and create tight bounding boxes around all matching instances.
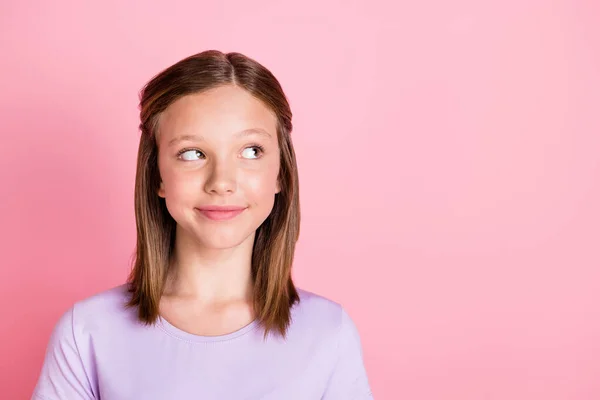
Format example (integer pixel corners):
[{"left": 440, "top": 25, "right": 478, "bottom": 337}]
[{"left": 195, "top": 206, "right": 247, "bottom": 221}]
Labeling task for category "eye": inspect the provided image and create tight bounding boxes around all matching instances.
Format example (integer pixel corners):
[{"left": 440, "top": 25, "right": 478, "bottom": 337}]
[
  {"left": 178, "top": 149, "right": 205, "bottom": 161},
  {"left": 241, "top": 145, "right": 264, "bottom": 159}
]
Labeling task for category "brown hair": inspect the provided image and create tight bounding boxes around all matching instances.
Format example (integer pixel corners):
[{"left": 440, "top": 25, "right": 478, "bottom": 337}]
[{"left": 125, "top": 50, "right": 300, "bottom": 338}]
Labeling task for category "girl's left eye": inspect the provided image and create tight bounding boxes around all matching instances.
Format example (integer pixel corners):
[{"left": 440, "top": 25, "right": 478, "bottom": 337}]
[{"left": 241, "top": 146, "right": 263, "bottom": 159}]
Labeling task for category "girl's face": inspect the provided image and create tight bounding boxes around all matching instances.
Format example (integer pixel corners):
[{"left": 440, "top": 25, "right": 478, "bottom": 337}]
[{"left": 156, "top": 85, "right": 281, "bottom": 250}]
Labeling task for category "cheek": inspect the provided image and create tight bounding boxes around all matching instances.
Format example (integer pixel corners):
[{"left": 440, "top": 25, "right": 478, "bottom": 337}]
[
  {"left": 241, "top": 168, "right": 280, "bottom": 201},
  {"left": 161, "top": 168, "right": 200, "bottom": 202}
]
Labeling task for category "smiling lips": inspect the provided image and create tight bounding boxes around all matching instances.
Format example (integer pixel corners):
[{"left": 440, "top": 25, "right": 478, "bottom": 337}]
[{"left": 196, "top": 205, "right": 247, "bottom": 221}]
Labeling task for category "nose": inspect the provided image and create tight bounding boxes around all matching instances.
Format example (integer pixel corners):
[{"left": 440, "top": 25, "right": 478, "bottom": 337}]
[{"left": 204, "top": 158, "right": 237, "bottom": 195}]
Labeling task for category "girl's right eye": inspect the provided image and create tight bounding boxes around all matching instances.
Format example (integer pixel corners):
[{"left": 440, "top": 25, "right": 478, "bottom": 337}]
[{"left": 178, "top": 149, "right": 205, "bottom": 161}]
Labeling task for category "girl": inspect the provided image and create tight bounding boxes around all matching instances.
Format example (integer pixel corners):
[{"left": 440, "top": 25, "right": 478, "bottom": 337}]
[{"left": 32, "top": 50, "right": 373, "bottom": 399}]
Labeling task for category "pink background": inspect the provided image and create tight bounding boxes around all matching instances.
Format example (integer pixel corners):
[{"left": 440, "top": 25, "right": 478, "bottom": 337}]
[{"left": 1, "top": 1, "right": 599, "bottom": 399}]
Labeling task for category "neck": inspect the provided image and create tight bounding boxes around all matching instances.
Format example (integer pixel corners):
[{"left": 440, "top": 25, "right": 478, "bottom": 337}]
[{"left": 163, "top": 225, "right": 255, "bottom": 304}]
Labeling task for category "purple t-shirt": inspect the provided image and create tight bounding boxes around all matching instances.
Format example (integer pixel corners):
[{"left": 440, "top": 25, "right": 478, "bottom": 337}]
[{"left": 32, "top": 284, "right": 373, "bottom": 399}]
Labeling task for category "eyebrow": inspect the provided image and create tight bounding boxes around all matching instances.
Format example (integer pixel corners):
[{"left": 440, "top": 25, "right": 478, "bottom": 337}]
[{"left": 167, "top": 128, "right": 272, "bottom": 147}]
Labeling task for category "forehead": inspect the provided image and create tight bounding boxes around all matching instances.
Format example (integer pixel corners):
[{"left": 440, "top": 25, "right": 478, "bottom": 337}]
[{"left": 157, "top": 85, "right": 278, "bottom": 141}]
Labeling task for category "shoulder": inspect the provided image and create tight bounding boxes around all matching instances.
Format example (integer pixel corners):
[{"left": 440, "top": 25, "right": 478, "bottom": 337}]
[
  {"left": 291, "top": 288, "right": 358, "bottom": 340},
  {"left": 295, "top": 288, "right": 343, "bottom": 319},
  {"left": 72, "top": 283, "right": 131, "bottom": 316},
  {"left": 46, "top": 284, "right": 138, "bottom": 362},
  {"left": 56, "top": 283, "right": 135, "bottom": 337},
  {"left": 33, "top": 284, "right": 134, "bottom": 399},
  {"left": 294, "top": 289, "right": 372, "bottom": 397}
]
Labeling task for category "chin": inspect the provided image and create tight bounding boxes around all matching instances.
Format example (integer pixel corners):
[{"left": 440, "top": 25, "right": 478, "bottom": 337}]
[
  {"left": 173, "top": 210, "right": 264, "bottom": 250},
  {"left": 198, "top": 235, "right": 251, "bottom": 250},
  {"left": 189, "top": 224, "right": 256, "bottom": 250}
]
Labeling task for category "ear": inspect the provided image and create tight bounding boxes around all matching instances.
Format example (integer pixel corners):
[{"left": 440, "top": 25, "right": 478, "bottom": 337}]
[
  {"left": 275, "top": 178, "right": 281, "bottom": 194},
  {"left": 158, "top": 181, "right": 166, "bottom": 198}
]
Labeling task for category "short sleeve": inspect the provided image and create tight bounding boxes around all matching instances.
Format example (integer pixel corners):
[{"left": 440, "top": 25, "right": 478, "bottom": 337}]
[
  {"left": 31, "top": 305, "right": 96, "bottom": 400},
  {"left": 322, "top": 307, "right": 374, "bottom": 399}
]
